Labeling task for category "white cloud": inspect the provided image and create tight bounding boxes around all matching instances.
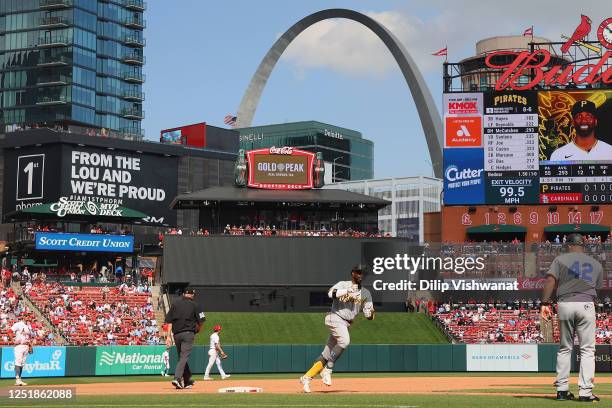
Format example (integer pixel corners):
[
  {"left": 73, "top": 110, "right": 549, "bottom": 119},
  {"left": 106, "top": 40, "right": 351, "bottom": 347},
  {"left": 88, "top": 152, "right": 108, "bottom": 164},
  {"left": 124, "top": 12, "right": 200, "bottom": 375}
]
[{"left": 280, "top": 1, "right": 609, "bottom": 79}]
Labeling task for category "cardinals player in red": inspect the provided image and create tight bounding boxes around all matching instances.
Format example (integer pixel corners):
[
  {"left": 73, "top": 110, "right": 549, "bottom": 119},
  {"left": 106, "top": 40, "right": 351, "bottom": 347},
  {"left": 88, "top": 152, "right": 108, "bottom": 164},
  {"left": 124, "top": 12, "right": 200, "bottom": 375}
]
[{"left": 561, "top": 15, "right": 591, "bottom": 53}]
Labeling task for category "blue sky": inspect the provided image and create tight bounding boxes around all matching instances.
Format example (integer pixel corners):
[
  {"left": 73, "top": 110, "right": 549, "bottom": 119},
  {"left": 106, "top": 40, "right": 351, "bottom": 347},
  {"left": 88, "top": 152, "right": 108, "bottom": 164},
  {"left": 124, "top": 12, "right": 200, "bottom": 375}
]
[{"left": 142, "top": 0, "right": 608, "bottom": 179}]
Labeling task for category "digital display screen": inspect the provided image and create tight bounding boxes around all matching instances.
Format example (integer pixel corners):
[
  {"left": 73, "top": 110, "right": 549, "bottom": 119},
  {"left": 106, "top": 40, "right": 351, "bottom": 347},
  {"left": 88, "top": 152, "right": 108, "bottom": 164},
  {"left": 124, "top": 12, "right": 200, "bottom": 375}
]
[
  {"left": 443, "top": 90, "right": 612, "bottom": 205},
  {"left": 161, "top": 129, "right": 182, "bottom": 144},
  {"left": 246, "top": 148, "right": 314, "bottom": 189}
]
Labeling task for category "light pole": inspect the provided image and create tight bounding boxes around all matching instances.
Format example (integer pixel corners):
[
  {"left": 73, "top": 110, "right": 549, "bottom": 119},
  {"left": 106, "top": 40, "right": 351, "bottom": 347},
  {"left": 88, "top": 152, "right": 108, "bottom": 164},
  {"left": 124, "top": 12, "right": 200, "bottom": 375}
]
[{"left": 332, "top": 156, "right": 342, "bottom": 183}]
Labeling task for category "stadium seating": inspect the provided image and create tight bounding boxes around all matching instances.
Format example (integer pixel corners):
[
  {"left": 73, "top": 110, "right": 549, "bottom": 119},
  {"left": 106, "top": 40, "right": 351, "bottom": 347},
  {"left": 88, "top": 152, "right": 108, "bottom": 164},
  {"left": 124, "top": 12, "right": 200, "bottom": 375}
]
[
  {"left": 433, "top": 303, "right": 612, "bottom": 344},
  {"left": 0, "top": 286, "right": 55, "bottom": 346},
  {"left": 26, "top": 282, "right": 159, "bottom": 346}
]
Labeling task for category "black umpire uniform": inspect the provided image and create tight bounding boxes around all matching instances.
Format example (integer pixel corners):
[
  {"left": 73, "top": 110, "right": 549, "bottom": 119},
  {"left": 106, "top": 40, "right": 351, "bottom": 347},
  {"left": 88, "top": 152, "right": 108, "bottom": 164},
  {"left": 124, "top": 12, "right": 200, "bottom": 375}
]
[{"left": 165, "top": 288, "right": 206, "bottom": 389}]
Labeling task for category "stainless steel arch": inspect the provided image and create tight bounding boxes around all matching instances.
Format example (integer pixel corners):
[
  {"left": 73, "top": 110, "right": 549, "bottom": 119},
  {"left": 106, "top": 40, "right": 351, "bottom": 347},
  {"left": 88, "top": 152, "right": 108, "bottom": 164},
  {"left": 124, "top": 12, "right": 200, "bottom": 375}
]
[{"left": 236, "top": 8, "right": 443, "bottom": 177}]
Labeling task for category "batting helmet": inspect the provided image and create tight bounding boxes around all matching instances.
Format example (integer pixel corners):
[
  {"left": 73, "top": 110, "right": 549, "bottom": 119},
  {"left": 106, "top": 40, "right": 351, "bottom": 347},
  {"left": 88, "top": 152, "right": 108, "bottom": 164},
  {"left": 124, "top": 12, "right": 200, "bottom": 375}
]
[{"left": 214, "top": 325, "right": 222, "bottom": 332}]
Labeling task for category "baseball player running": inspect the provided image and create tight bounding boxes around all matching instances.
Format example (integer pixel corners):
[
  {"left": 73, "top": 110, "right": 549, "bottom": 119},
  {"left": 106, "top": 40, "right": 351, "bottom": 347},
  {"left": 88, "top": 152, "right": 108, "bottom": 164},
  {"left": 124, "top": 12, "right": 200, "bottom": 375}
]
[
  {"left": 203, "top": 325, "right": 230, "bottom": 380},
  {"left": 541, "top": 234, "right": 603, "bottom": 402},
  {"left": 11, "top": 319, "right": 33, "bottom": 386},
  {"left": 300, "top": 265, "right": 374, "bottom": 393}
]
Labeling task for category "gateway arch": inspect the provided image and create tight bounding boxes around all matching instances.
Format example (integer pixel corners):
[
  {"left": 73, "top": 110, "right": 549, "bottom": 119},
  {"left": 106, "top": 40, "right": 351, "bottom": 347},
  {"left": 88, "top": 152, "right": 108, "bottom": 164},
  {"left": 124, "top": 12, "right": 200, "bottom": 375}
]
[{"left": 236, "top": 8, "right": 443, "bottom": 177}]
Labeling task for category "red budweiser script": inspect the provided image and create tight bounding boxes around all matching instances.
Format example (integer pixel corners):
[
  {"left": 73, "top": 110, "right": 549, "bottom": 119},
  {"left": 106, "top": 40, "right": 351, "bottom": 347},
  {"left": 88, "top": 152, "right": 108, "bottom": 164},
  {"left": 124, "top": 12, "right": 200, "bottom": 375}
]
[
  {"left": 485, "top": 50, "right": 612, "bottom": 90},
  {"left": 269, "top": 146, "right": 293, "bottom": 155}
]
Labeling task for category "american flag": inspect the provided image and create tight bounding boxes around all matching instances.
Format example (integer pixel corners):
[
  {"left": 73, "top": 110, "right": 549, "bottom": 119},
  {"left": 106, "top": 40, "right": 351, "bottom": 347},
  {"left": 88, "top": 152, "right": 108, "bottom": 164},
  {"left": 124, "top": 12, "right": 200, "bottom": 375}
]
[
  {"left": 431, "top": 47, "right": 447, "bottom": 57},
  {"left": 523, "top": 26, "right": 533, "bottom": 37},
  {"left": 224, "top": 114, "right": 237, "bottom": 127}
]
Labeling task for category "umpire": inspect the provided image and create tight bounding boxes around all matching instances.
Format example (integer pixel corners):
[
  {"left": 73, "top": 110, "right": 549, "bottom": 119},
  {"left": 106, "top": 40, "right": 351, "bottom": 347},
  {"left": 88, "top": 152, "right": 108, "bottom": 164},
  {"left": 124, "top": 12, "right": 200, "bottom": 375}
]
[
  {"left": 540, "top": 233, "right": 603, "bottom": 402},
  {"left": 165, "top": 288, "right": 206, "bottom": 389}
]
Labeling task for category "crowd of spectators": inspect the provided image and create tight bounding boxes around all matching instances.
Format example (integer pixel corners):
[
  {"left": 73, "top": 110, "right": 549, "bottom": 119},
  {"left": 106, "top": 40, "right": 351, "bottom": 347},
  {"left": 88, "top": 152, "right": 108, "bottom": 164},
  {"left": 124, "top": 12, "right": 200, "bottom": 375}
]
[
  {"left": 0, "top": 284, "right": 56, "bottom": 346},
  {"left": 222, "top": 224, "right": 388, "bottom": 237},
  {"left": 429, "top": 299, "right": 612, "bottom": 344},
  {"left": 26, "top": 282, "right": 159, "bottom": 346}
]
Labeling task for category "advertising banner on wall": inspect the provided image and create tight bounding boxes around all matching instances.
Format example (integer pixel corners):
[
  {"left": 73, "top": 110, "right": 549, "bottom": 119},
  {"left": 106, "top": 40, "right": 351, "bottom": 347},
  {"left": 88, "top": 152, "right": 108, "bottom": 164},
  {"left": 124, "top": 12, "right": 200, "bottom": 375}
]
[
  {"left": 95, "top": 346, "right": 166, "bottom": 375},
  {"left": 1, "top": 346, "right": 66, "bottom": 378},
  {"left": 35, "top": 232, "right": 134, "bottom": 253},
  {"left": 466, "top": 344, "right": 538, "bottom": 371},
  {"left": 443, "top": 148, "right": 485, "bottom": 205},
  {"left": 3, "top": 145, "right": 178, "bottom": 226}
]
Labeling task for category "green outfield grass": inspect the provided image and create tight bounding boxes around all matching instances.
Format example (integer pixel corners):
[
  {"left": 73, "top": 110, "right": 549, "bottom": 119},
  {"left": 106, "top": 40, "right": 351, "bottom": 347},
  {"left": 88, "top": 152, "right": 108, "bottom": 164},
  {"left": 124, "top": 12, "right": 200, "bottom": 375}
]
[{"left": 193, "top": 312, "right": 448, "bottom": 344}]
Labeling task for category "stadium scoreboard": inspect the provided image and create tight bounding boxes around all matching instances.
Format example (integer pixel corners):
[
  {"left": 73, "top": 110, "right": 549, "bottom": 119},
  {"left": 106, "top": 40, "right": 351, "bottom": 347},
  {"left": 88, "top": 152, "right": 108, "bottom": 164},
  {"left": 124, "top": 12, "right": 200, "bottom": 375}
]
[{"left": 443, "top": 90, "right": 612, "bottom": 205}]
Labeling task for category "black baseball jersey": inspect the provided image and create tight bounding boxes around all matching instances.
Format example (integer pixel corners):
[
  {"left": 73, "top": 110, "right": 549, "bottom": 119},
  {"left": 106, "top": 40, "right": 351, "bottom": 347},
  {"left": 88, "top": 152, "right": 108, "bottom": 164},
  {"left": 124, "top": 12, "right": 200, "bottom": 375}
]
[{"left": 165, "top": 297, "right": 206, "bottom": 334}]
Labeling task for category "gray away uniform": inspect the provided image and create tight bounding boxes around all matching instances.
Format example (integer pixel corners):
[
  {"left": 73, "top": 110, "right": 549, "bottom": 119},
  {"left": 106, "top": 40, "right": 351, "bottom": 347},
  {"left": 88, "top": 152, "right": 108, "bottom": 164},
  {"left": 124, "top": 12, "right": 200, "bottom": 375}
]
[
  {"left": 547, "top": 252, "right": 603, "bottom": 397},
  {"left": 321, "top": 281, "right": 373, "bottom": 368}
]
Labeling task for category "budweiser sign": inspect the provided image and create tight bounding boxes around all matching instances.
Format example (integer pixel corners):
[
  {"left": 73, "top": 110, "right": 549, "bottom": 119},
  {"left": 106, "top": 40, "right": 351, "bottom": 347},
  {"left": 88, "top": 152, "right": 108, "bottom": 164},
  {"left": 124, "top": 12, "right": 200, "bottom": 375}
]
[
  {"left": 269, "top": 146, "right": 293, "bottom": 155},
  {"left": 518, "top": 277, "right": 546, "bottom": 290},
  {"left": 485, "top": 50, "right": 611, "bottom": 90}
]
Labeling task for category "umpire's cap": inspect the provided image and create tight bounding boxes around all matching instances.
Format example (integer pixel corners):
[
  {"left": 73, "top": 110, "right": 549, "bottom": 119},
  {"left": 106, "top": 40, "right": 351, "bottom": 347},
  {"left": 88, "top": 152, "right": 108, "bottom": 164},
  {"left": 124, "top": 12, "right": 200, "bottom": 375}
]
[
  {"left": 351, "top": 264, "right": 366, "bottom": 274},
  {"left": 566, "top": 233, "right": 583, "bottom": 245}
]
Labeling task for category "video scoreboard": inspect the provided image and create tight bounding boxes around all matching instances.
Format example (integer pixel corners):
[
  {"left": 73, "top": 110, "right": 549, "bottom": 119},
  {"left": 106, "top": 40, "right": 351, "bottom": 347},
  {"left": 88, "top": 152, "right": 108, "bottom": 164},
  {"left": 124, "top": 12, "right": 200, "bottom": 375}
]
[{"left": 443, "top": 89, "right": 612, "bottom": 205}]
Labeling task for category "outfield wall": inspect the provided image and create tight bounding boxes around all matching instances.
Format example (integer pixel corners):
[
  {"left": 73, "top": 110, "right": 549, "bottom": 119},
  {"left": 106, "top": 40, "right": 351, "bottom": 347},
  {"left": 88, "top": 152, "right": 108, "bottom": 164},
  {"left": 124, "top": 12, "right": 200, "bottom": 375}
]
[{"left": 1, "top": 344, "right": 612, "bottom": 377}]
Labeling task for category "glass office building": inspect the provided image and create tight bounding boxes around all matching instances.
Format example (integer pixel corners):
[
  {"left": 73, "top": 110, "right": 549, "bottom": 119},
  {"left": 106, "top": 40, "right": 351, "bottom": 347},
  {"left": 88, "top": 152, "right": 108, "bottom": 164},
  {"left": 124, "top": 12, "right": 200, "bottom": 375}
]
[
  {"left": 325, "top": 176, "right": 442, "bottom": 241},
  {"left": 238, "top": 121, "right": 374, "bottom": 182},
  {"left": 0, "top": 0, "right": 145, "bottom": 139}
]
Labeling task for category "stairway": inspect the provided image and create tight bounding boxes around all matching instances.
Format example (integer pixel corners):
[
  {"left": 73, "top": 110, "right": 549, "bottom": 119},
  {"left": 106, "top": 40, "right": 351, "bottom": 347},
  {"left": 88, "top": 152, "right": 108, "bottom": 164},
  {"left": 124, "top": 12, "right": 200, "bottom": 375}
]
[
  {"left": 13, "top": 282, "right": 68, "bottom": 345},
  {"left": 151, "top": 285, "right": 166, "bottom": 335}
]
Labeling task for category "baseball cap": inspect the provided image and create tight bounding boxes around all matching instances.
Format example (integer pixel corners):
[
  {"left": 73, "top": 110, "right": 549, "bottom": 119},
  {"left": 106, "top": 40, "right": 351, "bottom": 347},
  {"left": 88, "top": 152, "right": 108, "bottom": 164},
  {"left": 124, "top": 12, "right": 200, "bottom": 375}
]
[
  {"left": 571, "top": 100, "right": 596, "bottom": 116},
  {"left": 214, "top": 325, "right": 222, "bottom": 332},
  {"left": 183, "top": 288, "right": 196, "bottom": 295}
]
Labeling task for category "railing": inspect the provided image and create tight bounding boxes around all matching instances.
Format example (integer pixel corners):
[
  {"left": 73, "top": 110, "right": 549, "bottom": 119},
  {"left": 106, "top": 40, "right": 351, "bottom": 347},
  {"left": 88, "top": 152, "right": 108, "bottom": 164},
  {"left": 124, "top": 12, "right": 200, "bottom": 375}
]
[
  {"left": 37, "top": 55, "right": 70, "bottom": 66},
  {"left": 123, "top": 35, "right": 146, "bottom": 47},
  {"left": 37, "top": 36, "right": 69, "bottom": 47},
  {"left": 122, "top": 17, "right": 146, "bottom": 28},
  {"left": 36, "top": 76, "right": 71, "bottom": 86},
  {"left": 124, "top": 0, "right": 146, "bottom": 10},
  {"left": 120, "top": 107, "right": 145, "bottom": 119},
  {"left": 119, "top": 127, "right": 145, "bottom": 140},
  {"left": 121, "top": 90, "right": 145, "bottom": 101},
  {"left": 40, "top": 0, "right": 73, "bottom": 8},
  {"left": 122, "top": 71, "right": 146, "bottom": 82},
  {"left": 36, "top": 95, "right": 68, "bottom": 104},
  {"left": 39, "top": 16, "right": 70, "bottom": 26},
  {"left": 122, "top": 53, "right": 145, "bottom": 64}
]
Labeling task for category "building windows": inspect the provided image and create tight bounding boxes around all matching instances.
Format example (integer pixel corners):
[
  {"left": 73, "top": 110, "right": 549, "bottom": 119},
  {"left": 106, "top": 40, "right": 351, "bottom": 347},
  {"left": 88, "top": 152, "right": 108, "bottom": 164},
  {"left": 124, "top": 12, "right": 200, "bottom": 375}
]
[{"left": 1, "top": 0, "right": 144, "bottom": 134}]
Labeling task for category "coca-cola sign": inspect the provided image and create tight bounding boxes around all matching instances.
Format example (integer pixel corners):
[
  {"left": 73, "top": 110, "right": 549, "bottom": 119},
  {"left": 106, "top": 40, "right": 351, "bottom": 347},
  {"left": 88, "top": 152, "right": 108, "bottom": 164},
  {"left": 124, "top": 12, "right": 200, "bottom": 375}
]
[
  {"left": 269, "top": 146, "right": 293, "bottom": 155},
  {"left": 518, "top": 277, "right": 547, "bottom": 290}
]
